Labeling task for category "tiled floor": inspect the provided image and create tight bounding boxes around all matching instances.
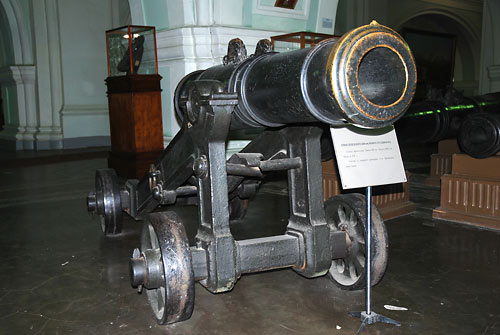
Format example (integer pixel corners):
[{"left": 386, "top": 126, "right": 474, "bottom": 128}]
[{"left": 1, "top": 154, "right": 499, "bottom": 334}]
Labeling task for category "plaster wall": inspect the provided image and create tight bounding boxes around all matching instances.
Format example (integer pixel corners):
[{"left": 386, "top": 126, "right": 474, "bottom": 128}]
[
  {"left": 58, "top": 0, "right": 114, "bottom": 141},
  {"left": 58, "top": 0, "right": 131, "bottom": 144}
]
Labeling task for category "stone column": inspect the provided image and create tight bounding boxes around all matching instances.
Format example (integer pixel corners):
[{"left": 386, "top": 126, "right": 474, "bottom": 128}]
[
  {"left": 0, "top": 65, "right": 37, "bottom": 150},
  {"left": 479, "top": 0, "right": 500, "bottom": 94},
  {"left": 32, "top": 0, "right": 64, "bottom": 150}
]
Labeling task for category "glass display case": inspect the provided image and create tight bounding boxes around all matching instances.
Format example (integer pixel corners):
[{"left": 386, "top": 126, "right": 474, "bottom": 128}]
[
  {"left": 270, "top": 31, "right": 338, "bottom": 52},
  {"left": 106, "top": 25, "right": 158, "bottom": 77}
]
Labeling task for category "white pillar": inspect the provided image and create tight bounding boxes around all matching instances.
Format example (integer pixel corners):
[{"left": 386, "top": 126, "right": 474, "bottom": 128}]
[
  {"left": 0, "top": 65, "right": 36, "bottom": 150},
  {"left": 32, "top": 0, "right": 64, "bottom": 150},
  {"left": 479, "top": 0, "right": 500, "bottom": 94}
]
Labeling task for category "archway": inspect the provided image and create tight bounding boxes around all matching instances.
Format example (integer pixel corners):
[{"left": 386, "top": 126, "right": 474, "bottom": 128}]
[
  {"left": 0, "top": 4, "right": 12, "bottom": 131},
  {"left": 397, "top": 12, "right": 480, "bottom": 97},
  {"left": 0, "top": 0, "right": 33, "bottom": 65},
  {"left": 0, "top": 0, "right": 36, "bottom": 150}
]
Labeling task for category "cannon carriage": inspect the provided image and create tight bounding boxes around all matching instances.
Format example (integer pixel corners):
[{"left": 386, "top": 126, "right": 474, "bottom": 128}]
[{"left": 87, "top": 21, "right": 416, "bottom": 324}]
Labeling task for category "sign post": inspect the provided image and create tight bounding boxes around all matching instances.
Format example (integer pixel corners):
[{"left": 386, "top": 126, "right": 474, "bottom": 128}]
[{"left": 330, "top": 126, "right": 403, "bottom": 334}]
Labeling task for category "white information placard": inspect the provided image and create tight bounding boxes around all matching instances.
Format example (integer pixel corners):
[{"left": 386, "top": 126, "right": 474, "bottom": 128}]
[{"left": 330, "top": 125, "right": 406, "bottom": 189}]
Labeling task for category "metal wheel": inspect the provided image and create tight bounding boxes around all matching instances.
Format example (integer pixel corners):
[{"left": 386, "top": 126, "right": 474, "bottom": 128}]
[
  {"left": 129, "top": 212, "right": 195, "bottom": 324},
  {"left": 87, "top": 169, "right": 122, "bottom": 235},
  {"left": 325, "top": 194, "right": 388, "bottom": 290}
]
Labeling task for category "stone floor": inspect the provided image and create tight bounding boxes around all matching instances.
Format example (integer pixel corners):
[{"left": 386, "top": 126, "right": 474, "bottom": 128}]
[{"left": 1, "top": 153, "right": 499, "bottom": 334}]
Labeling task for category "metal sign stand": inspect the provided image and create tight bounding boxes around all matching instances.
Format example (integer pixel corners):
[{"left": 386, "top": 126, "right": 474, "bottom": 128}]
[{"left": 348, "top": 186, "right": 401, "bottom": 334}]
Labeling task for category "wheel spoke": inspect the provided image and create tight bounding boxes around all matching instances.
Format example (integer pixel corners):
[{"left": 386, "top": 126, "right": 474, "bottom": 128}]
[
  {"left": 143, "top": 226, "right": 151, "bottom": 249},
  {"left": 335, "top": 259, "right": 344, "bottom": 274},
  {"left": 338, "top": 205, "right": 348, "bottom": 223},
  {"left": 149, "top": 225, "right": 158, "bottom": 249},
  {"left": 354, "top": 254, "right": 365, "bottom": 275},
  {"left": 348, "top": 209, "right": 357, "bottom": 226},
  {"left": 348, "top": 261, "right": 359, "bottom": 280},
  {"left": 157, "top": 287, "right": 165, "bottom": 312},
  {"left": 349, "top": 228, "right": 361, "bottom": 240}
]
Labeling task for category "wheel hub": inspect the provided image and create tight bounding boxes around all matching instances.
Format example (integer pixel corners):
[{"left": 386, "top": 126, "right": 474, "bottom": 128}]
[
  {"left": 129, "top": 247, "right": 164, "bottom": 290},
  {"left": 88, "top": 169, "right": 123, "bottom": 235}
]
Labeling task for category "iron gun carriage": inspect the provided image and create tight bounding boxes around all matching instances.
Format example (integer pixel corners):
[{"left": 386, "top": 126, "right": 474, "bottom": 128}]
[{"left": 87, "top": 21, "right": 416, "bottom": 324}]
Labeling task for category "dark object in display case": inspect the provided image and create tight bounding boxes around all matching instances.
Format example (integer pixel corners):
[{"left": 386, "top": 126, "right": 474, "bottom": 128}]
[
  {"left": 117, "top": 35, "right": 145, "bottom": 75},
  {"left": 106, "top": 25, "right": 158, "bottom": 76},
  {"left": 88, "top": 22, "right": 417, "bottom": 325}
]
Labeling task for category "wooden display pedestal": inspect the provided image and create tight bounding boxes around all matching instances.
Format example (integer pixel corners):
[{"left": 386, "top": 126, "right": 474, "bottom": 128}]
[
  {"left": 433, "top": 154, "right": 500, "bottom": 230},
  {"left": 425, "top": 139, "right": 461, "bottom": 187},
  {"left": 322, "top": 160, "right": 416, "bottom": 220},
  {"left": 108, "top": 150, "right": 163, "bottom": 180},
  {"left": 106, "top": 75, "right": 164, "bottom": 179}
]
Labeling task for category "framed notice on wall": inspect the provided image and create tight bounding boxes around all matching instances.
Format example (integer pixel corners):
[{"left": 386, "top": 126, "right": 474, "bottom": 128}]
[{"left": 274, "top": 0, "right": 298, "bottom": 9}]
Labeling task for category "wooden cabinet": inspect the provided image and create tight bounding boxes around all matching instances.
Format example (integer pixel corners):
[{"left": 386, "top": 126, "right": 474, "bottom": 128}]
[{"left": 106, "top": 74, "right": 164, "bottom": 178}]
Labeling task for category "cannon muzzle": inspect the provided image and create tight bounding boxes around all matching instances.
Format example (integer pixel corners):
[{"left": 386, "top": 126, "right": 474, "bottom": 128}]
[{"left": 175, "top": 21, "right": 417, "bottom": 129}]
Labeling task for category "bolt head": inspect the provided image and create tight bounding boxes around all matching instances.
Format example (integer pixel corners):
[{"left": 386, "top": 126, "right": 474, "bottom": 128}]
[
  {"left": 193, "top": 156, "right": 208, "bottom": 178},
  {"left": 152, "top": 186, "right": 162, "bottom": 201}
]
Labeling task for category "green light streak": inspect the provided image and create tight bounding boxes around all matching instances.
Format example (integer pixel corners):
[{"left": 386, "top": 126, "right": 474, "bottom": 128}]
[
  {"left": 444, "top": 104, "right": 475, "bottom": 111},
  {"left": 406, "top": 109, "right": 441, "bottom": 117},
  {"left": 406, "top": 103, "right": 479, "bottom": 118},
  {"left": 479, "top": 101, "right": 499, "bottom": 107},
  {"left": 405, "top": 98, "right": 500, "bottom": 118}
]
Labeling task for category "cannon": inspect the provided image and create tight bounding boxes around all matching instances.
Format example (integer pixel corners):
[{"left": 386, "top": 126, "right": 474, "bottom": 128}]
[
  {"left": 395, "top": 92, "right": 500, "bottom": 144},
  {"left": 458, "top": 109, "right": 500, "bottom": 158},
  {"left": 87, "top": 21, "right": 416, "bottom": 324}
]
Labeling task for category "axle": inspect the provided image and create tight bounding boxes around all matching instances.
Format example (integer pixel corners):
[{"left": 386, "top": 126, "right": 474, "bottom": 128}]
[{"left": 130, "top": 231, "right": 348, "bottom": 290}]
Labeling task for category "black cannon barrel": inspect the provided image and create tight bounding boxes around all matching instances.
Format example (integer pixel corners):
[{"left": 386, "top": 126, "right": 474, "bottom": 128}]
[
  {"left": 396, "top": 92, "right": 500, "bottom": 143},
  {"left": 175, "top": 21, "right": 417, "bottom": 129},
  {"left": 458, "top": 111, "right": 500, "bottom": 158}
]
